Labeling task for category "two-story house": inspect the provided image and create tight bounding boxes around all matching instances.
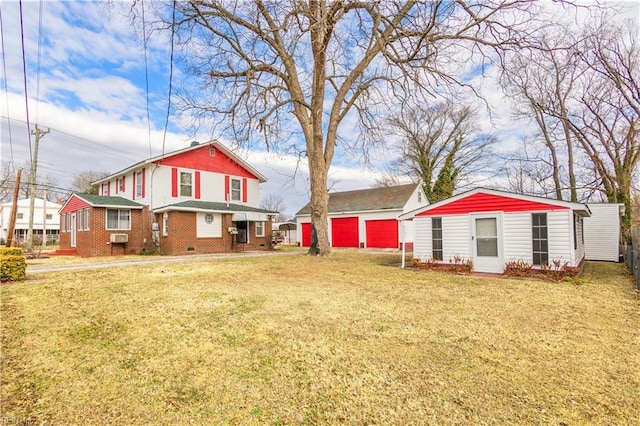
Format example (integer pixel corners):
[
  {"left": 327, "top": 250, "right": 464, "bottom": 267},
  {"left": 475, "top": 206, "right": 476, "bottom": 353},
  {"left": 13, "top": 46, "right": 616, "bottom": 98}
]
[
  {"left": 58, "top": 141, "right": 275, "bottom": 256},
  {"left": 0, "top": 197, "right": 62, "bottom": 246}
]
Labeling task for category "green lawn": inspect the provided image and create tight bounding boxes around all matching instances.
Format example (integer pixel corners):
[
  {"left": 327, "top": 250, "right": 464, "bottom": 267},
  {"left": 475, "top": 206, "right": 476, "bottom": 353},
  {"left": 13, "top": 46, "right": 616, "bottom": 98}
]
[{"left": 1, "top": 252, "right": 638, "bottom": 424}]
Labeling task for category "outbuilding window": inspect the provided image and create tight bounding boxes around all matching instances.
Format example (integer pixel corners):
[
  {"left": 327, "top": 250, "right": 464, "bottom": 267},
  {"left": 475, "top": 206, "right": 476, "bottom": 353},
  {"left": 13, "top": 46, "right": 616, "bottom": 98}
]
[
  {"left": 532, "top": 213, "right": 548, "bottom": 266},
  {"left": 432, "top": 217, "right": 443, "bottom": 261}
]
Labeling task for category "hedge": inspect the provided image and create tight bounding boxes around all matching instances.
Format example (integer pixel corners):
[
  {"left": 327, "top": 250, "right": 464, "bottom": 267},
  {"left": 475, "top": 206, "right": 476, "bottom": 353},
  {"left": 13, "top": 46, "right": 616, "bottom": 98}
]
[{"left": 1, "top": 247, "right": 27, "bottom": 282}]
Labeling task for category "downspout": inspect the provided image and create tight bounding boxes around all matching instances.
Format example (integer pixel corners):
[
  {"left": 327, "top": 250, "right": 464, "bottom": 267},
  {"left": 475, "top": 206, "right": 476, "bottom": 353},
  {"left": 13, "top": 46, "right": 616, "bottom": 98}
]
[{"left": 401, "top": 220, "right": 406, "bottom": 269}]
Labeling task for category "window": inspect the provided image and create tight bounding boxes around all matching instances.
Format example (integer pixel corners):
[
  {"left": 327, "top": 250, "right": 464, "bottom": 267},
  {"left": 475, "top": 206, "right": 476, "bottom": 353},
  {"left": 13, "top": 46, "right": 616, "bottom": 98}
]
[
  {"left": 162, "top": 212, "right": 168, "bottom": 236},
  {"left": 231, "top": 178, "right": 241, "bottom": 201},
  {"left": 46, "top": 213, "right": 53, "bottom": 220},
  {"left": 432, "top": 217, "right": 443, "bottom": 261},
  {"left": 17, "top": 213, "right": 23, "bottom": 219},
  {"left": 136, "top": 171, "right": 143, "bottom": 198},
  {"left": 106, "top": 209, "right": 131, "bottom": 230},
  {"left": 209, "top": 146, "right": 216, "bottom": 156},
  {"left": 61, "top": 214, "right": 66, "bottom": 232},
  {"left": 78, "top": 210, "right": 84, "bottom": 231},
  {"left": 256, "top": 221, "right": 265, "bottom": 237},
  {"left": 180, "top": 172, "right": 193, "bottom": 197},
  {"left": 476, "top": 218, "right": 498, "bottom": 257},
  {"left": 118, "top": 177, "right": 125, "bottom": 193},
  {"left": 84, "top": 209, "right": 90, "bottom": 231},
  {"left": 532, "top": 213, "right": 548, "bottom": 266}
]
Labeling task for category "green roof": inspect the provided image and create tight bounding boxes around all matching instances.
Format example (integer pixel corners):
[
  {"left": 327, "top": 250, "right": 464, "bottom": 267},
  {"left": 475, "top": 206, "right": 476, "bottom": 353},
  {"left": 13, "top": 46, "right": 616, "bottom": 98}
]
[
  {"left": 155, "top": 200, "right": 277, "bottom": 214},
  {"left": 74, "top": 193, "right": 145, "bottom": 208}
]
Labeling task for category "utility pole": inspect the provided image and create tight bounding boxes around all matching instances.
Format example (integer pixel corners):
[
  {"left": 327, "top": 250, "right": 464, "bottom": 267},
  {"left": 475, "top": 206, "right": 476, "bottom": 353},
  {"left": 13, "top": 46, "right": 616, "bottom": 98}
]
[
  {"left": 26, "top": 125, "right": 50, "bottom": 252},
  {"left": 6, "top": 168, "right": 22, "bottom": 248}
]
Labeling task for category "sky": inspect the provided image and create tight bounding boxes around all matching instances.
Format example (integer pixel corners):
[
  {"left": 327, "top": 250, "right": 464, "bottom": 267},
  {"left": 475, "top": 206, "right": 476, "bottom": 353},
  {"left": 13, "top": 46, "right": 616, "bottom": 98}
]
[{"left": 1, "top": 1, "right": 638, "bottom": 216}]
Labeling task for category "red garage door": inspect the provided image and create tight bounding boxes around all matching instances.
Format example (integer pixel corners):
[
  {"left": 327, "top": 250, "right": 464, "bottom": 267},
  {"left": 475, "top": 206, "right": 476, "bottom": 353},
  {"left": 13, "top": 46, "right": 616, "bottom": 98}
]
[
  {"left": 331, "top": 217, "right": 359, "bottom": 248},
  {"left": 301, "top": 223, "right": 312, "bottom": 247},
  {"left": 366, "top": 219, "right": 399, "bottom": 248}
]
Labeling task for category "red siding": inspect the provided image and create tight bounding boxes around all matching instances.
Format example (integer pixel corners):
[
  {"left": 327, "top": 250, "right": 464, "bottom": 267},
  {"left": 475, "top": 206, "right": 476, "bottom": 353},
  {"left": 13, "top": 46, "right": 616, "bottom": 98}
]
[
  {"left": 366, "top": 219, "right": 398, "bottom": 248},
  {"left": 417, "top": 192, "right": 570, "bottom": 217},
  {"left": 195, "top": 171, "right": 201, "bottom": 199},
  {"left": 171, "top": 168, "right": 178, "bottom": 197},
  {"left": 242, "top": 178, "right": 247, "bottom": 203},
  {"left": 331, "top": 217, "right": 359, "bottom": 248},
  {"left": 155, "top": 144, "right": 258, "bottom": 179},
  {"left": 59, "top": 195, "right": 91, "bottom": 214},
  {"left": 301, "top": 223, "right": 312, "bottom": 247},
  {"left": 141, "top": 168, "right": 146, "bottom": 198}
]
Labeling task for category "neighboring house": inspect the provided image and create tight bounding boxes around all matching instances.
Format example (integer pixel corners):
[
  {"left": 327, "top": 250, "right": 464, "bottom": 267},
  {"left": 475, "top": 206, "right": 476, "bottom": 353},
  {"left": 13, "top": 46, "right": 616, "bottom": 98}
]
[
  {"left": 0, "top": 198, "right": 62, "bottom": 245},
  {"left": 58, "top": 141, "right": 275, "bottom": 256},
  {"left": 583, "top": 203, "right": 625, "bottom": 262},
  {"left": 399, "top": 188, "right": 591, "bottom": 273},
  {"left": 295, "top": 184, "right": 427, "bottom": 250}
]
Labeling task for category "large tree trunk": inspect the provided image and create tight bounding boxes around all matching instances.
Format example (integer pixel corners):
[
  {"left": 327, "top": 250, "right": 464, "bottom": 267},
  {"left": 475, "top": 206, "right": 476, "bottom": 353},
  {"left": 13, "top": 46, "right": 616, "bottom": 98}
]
[{"left": 307, "top": 153, "right": 330, "bottom": 256}]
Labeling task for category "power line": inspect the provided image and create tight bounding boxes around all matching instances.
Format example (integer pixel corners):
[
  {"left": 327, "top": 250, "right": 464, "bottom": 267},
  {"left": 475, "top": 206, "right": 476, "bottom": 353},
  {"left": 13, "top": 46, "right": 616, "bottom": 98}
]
[
  {"left": 18, "top": 0, "right": 33, "bottom": 166},
  {"left": 141, "top": 0, "right": 153, "bottom": 159},
  {"left": 35, "top": 0, "right": 44, "bottom": 123},
  {"left": 161, "top": 0, "right": 177, "bottom": 159},
  {"left": 0, "top": 7, "right": 14, "bottom": 163}
]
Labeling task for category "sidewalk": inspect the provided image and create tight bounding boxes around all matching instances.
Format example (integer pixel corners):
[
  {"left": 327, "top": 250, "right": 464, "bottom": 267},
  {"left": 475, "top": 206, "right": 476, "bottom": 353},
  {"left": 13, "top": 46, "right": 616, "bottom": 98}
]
[{"left": 26, "top": 249, "right": 303, "bottom": 274}]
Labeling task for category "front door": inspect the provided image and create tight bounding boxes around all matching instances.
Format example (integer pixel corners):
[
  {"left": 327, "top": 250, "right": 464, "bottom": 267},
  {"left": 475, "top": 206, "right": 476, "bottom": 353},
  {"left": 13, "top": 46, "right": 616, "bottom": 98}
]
[
  {"left": 471, "top": 214, "right": 503, "bottom": 273},
  {"left": 70, "top": 213, "right": 77, "bottom": 248}
]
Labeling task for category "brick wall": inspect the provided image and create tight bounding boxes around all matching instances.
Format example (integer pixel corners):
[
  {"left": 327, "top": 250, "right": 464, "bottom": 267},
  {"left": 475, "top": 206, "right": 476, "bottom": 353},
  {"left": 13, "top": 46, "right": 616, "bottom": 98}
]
[
  {"left": 59, "top": 207, "right": 150, "bottom": 256},
  {"left": 60, "top": 207, "right": 272, "bottom": 257},
  {"left": 159, "top": 211, "right": 273, "bottom": 256}
]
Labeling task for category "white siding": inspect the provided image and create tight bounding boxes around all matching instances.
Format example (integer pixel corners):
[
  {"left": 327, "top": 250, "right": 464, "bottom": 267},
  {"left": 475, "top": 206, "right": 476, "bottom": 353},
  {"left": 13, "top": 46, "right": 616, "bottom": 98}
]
[
  {"left": 503, "top": 213, "right": 533, "bottom": 264},
  {"left": 548, "top": 211, "right": 572, "bottom": 264},
  {"left": 583, "top": 204, "right": 622, "bottom": 262},
  {"left": 196, "top": 212, "right": 222, "bottom": 238},
  {"left": 402, "top": 186, "right": 429, "bottom": 213},
  {"left": 442, "top": 215, "right": 471, "bottom": 261},
  {"left": 413, "top": 217, "right": 433, "bottom": 261}
]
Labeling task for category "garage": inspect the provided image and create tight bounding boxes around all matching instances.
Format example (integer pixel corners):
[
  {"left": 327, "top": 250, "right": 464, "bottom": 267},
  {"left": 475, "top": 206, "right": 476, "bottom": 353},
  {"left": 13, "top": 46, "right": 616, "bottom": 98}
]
[
  {"left": 301, "top": 223, "right": 312, "bottom": 247},
  {"left": 331, "top": 217, "right": 359, "bottom": 247},
  {"left": 366, "top": 219, "right": 398, "bottom": 248}
]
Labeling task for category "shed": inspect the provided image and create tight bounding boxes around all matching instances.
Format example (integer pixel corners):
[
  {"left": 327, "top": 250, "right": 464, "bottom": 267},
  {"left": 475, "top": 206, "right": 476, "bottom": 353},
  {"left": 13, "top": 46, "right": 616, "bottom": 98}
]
[
  {"left": 583, "top": 203, "right": 624, "bottom": 262},
  {"left": 399, "top": 188, "right": 591, "bottom": 273}
]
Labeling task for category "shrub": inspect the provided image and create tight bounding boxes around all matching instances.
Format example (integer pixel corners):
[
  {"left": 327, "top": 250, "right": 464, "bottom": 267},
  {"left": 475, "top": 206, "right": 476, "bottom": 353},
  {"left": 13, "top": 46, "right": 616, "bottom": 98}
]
[
  {"left": 504, "top": 259, "right": 533, "bottom": 277},
  {"left": 541, "top": 259, "right": 581, "bottom": 282},
  {"left": 447, "top": 256, "right": 473, "bottom": 274},
  {"left": 412, "top": 257, "right": 439, "bottom": 270},
  {"left": 1, "top": 247, "right": 27, "bottom": 282}
]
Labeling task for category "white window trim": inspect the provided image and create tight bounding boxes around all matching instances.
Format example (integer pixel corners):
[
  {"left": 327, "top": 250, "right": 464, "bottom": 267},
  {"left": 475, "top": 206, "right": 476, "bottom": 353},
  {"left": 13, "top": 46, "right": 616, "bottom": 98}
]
[
  {"left": 180, "top": 171, "right": 193, "bottom": 197},
  {"left": 255, "top": 221, "right": 265, "bottom": 237},
  {"left": 231, "top": 178, "right": 241, "bottom": 201},
  {"left": 106, "top": 208, "right": 132, "bottom": 231}
]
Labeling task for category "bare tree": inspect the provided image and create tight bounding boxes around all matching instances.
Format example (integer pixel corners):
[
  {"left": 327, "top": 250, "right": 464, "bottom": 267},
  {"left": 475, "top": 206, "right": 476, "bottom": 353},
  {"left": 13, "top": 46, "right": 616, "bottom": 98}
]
[
  {"left": 385, "top": 101, "right": 494, "bottom": 203},
  {"left": 161, "top": 0, "right": 545, "bottom": 255},
  {"left": 500, "top": 29, "right": 584, "bottom": 201},
  {"left": 70, "top": 171, "right": 110, "bottom": 194},
  {"left": 260, "top": 193, "right": 289, "bottom": 222},
  {"left": 0, "top": 161, "right": 63, "bottom": 202}
]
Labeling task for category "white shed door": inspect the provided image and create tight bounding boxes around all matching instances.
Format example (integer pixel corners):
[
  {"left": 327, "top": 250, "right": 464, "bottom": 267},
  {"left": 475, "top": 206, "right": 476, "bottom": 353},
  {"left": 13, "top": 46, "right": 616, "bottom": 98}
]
[{"left": 472, "top": 215, "right": 503, "bottom": 273}]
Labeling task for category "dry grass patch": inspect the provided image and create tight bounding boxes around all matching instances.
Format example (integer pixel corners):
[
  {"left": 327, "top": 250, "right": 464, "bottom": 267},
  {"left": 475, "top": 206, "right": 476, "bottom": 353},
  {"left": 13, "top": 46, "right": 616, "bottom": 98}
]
[{"left": 2, "top": 252, "right": 639, "bottom": 424}]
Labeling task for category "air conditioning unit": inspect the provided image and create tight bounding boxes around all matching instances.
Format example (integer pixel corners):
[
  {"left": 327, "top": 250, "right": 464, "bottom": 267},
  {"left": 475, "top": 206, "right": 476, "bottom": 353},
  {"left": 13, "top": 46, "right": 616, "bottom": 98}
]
[{"left": 110, "top": 233, "right": 128, "bottom": 243}]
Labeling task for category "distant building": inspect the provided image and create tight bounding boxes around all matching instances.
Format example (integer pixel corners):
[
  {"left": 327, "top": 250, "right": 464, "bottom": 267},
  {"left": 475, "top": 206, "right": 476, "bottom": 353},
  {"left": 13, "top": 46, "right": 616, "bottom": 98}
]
[{"left": 0, "top": 198, "right": 62, "bottom": 245}]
